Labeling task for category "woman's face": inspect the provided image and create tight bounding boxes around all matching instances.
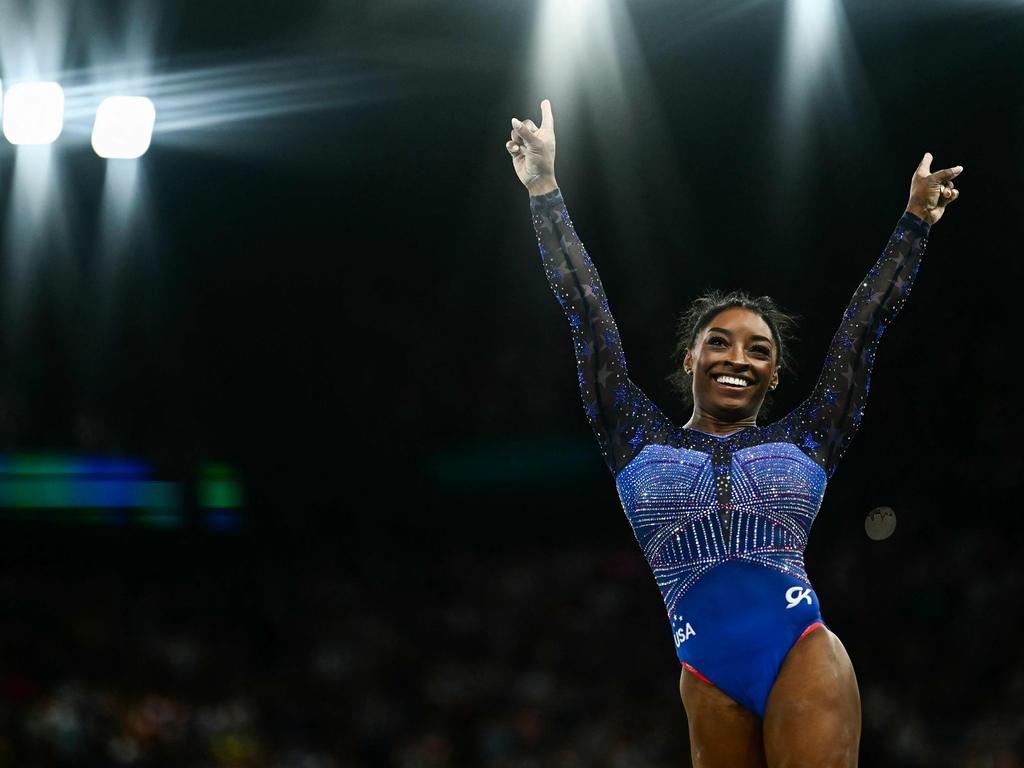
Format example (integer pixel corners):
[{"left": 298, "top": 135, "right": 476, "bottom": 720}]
[{"left": 683, "top": 307, "right": 780, "bottom": 421}]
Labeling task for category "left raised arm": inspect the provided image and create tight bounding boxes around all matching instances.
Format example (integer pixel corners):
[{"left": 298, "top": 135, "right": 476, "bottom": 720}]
[{"left": 790, "top": 153, "right": 963, "bottom": 477}]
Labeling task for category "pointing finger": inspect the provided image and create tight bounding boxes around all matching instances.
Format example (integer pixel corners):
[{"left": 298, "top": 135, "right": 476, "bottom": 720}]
[
  {"left": 540, "top": 99, "right": 555, "bottom": 132},
  {"left": 916, "top": 152, "right": 933, "bottom": 176},
  {"left": 931, "top": 164, "right": 964, "bottom": 182}
]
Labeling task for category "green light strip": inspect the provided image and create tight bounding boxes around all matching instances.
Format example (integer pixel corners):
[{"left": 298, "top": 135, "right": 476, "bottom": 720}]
[{"left": 0, "top": 480, "right": 181, "bottom": 509}]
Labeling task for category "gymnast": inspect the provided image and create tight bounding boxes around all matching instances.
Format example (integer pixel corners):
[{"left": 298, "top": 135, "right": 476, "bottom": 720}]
[{"left": 505, "top": 99, "right": 961, "bottom": 766}]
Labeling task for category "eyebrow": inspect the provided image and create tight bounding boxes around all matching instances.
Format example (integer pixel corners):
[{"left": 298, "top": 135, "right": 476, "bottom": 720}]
[{"left": 706, "top": 327, "right": 774, "bottom": 345}]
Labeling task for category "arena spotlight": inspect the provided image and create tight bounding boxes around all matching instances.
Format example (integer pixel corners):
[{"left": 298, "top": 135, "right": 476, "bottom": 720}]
[
  {"left": 774, "top": 0, "right": 863, "bottom": 183},
  {"left": 91, "top": 96, "right": 156, "bottom": 158},
  {"left": 779, "top": 0, "right": 841, "bottom": 124},
  {"left": 2, "top": 81, "right": 65, "bottom": 145}
]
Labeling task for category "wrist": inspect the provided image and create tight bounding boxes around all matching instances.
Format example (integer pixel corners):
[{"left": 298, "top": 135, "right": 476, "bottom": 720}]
[
  {"left": 902, "top": 208, "right": 931, "bottom": 237},
  {"left": 905, "top": 204, "right": 931, "bottom": 224},
  {"left": 527, "top": 176, "right": 558, "bottom": 196}
]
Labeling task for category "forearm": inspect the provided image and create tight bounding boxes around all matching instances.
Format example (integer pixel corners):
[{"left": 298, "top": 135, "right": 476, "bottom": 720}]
[
  {"left": 840, "top": 211, "right": 929, "bottom": 342},
  {"left": 530, "top": 187, "right": 626, "bottom": 374}
]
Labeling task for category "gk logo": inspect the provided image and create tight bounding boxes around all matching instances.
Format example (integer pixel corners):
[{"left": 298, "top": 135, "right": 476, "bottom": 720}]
[{"left": 785, "top": 586, "right": 812, "bottom": 609}]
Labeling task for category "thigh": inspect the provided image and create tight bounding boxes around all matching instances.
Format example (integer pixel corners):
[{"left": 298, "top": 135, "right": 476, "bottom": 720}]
[
  {"left": 763, "top": 627, "right": 861, "bottom": 768},
  {"left": 680, "top": 667, "right": 768, "bottom": 768}
]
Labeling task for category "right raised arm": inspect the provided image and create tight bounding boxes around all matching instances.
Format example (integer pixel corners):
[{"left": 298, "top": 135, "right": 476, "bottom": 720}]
[
  {"left": 530, "top": 187, "right": 670, "bottom": 473},
  {"left": 507, "top": 102, "right": 670, "bottom": 474}
]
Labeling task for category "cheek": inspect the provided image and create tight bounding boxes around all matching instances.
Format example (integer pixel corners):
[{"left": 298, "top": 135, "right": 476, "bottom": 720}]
[{"left": 750, "top": 360, "right": 774, "bottom": 386}]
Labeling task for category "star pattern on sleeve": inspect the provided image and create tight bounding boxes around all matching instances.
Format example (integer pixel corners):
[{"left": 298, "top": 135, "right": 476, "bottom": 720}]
[
  {"left": 530, "top": 187, "right": 675, "bottom": 474},
  {"left": 780, "top": 211, "right": 928, "bottom": 477}
]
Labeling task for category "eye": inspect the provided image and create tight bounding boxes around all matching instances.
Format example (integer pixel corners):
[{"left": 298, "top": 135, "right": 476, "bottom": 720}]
[
  {"left": 751, "top": 345, "right": 772, "bottom": 357},
  {"left": 707, "top": 336, "right": 727, "bottom": 346}
]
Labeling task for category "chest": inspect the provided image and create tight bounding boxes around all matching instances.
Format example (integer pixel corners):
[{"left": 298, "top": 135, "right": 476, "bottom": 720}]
[{"left": 615, "top": 441, "right": 828, "bottom": 542}]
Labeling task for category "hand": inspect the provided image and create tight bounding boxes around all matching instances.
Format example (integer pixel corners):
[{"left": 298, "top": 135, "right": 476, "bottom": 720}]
[
  {"left": 506, "top": 99, "right": 557, "bottom": 194},
  {"left": 906, "top": 152, "right": 963, "bottom": 226}
]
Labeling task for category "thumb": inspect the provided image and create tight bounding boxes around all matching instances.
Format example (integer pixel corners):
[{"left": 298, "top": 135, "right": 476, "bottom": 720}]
[
  {"left": 916, "top": 151, "right": 933, "bottom": 176},
  {"left": 931, "top": 164, "right": 964, "bottom": 183}
]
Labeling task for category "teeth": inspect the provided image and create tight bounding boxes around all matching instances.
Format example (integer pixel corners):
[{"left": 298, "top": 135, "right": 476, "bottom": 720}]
[{"left": 715, "top": 375, "right": 749, "bottom": 387}]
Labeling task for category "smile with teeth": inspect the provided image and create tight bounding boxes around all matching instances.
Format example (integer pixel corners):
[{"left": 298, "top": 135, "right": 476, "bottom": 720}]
[{"left": 713, "top": 374, "right": 751, "bottom": 388}]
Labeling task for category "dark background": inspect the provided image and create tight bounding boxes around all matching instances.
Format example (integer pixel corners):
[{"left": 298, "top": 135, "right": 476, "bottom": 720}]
[{"left": 0, "top": 0, "right": 1022, "bottom": 765}]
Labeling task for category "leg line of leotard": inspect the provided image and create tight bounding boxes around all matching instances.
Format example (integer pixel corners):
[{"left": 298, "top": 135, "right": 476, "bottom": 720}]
[
  {"left": 680, "top": 621, "right": 824, "bottom": 688},
  {"left": 681, "top": 660, "right": 716, "bottom": 686},
  {"left": 797, "top": 620, "right": 825, "bottom": 642}
]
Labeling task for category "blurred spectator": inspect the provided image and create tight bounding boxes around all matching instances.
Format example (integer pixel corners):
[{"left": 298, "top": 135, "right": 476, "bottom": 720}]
[{"left": 0, "top": 525, "right": 1020, "bottom": 767}]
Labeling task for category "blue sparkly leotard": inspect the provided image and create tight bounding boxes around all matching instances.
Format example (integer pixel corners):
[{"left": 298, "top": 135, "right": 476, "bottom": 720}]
[{"left": 529, "top": 187, "right": 929, "bottom": 717}]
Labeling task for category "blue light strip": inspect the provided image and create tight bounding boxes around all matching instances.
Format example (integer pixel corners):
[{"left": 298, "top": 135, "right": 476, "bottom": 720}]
[{"left": 0, "top": 452, "right": 181, "bottom": 527}]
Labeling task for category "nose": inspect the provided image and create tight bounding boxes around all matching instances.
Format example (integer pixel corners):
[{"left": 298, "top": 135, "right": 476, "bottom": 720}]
[{"left": 725, "top": 345, "right": 749, "bottom": 368}]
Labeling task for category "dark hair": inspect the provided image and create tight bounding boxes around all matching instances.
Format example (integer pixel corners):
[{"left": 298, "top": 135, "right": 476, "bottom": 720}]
[{"left": 665, "top": 289, "right": 800, "bottom": 421}]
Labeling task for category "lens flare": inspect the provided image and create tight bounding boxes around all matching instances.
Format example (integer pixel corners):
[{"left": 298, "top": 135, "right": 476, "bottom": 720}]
[
  {"left": 91, "top": 95, "right": 155, "bottom": 158},
  {"left": 2, "top": 81, "right": 65, "bottom": 145}
]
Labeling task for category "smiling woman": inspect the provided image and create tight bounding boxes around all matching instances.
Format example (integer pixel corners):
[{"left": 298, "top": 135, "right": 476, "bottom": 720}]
[
  {"left": 666, "top": 290, "right": 799, "bottom": 426},
  {"left": 506, "top": 99, "right": 962, "bottom": 767},
  {"left": 684, "top": 307, "right": 781, "bottom": 430}
]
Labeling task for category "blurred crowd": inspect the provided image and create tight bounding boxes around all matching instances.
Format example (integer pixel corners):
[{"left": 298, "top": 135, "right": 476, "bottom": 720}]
[{"left": 0, "top": 511, "right": 1021, "bottom": 768}]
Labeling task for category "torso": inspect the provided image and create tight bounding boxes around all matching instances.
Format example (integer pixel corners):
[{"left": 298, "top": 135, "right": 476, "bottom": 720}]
[{"left": 614, "top": 423, "right": 828, "bottom": 660}]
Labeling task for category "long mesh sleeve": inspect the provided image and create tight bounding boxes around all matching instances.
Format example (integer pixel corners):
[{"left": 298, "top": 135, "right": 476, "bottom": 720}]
[
  {"left": 780, "top": 212, "right": 930, "bottom": 478},
  {"left": 530, "top": 188, "right": 671, "bottom": 475}
]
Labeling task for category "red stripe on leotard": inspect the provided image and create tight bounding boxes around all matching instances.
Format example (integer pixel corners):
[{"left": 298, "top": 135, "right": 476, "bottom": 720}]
[
  {"left": 798, "top": 621, "right": 825, "bottom": 641},
  {"left": 680, "top": 622, "right": 823, "bottom": 687},
  {"left": 681, "top": 661, "right": 715, "bottom": 686}
]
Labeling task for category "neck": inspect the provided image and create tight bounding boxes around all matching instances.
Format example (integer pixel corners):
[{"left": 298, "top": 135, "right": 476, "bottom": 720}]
[{"left": 684, "top": 410, "right": 757, "bottom": 436}]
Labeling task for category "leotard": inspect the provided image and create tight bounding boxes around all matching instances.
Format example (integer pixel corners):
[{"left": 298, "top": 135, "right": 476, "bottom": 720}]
[{"left": 529, "top": 187, "right": 929, "bottom": 717}]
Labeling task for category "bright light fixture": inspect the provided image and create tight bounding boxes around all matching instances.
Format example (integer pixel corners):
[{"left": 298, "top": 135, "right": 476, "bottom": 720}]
[
  {"left": 2, "top": 81, "right": 65, "bottom": 145},
  {"left": 91, "top": 96, "right": 156, "bottom": 159}
]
